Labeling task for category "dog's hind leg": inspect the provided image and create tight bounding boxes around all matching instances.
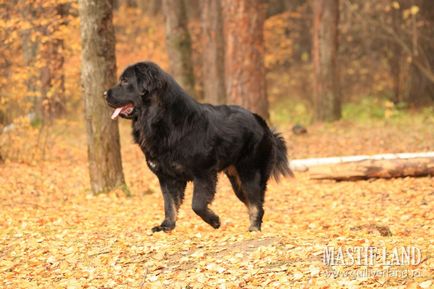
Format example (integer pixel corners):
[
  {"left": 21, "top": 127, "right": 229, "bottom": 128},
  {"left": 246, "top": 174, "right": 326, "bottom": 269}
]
[
  {"left": 225, "top": 166, "right": 247, "bottom": 205},
  {"left": 239, "top": 169, "right": 268, "bottom": 232},
  {"left": 192, "top": 173, "right": 221, "bottom": 229},
  {"left": 226, "top": 165, "right": 267, "bottom": 231},
  {"left": 152, "top": 178, "right": 186, "bottom": 233}
]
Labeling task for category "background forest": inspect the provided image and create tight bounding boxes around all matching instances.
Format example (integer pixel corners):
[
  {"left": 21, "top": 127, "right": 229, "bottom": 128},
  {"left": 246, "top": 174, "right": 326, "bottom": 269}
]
[{"left": 1, "top": 0, "right": 433, "bottom": 134}]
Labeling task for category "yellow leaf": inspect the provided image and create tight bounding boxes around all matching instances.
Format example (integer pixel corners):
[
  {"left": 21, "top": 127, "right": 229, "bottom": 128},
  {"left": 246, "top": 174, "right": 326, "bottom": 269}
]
[
  {"left": 410, "top": 5, "right": 419, "bottom": 15},
  {"left": 419, "top": 280, "right": 432, "bottom": 289},
  {"left": 293, "top": 271, "right": 303, "bottom": 280}
]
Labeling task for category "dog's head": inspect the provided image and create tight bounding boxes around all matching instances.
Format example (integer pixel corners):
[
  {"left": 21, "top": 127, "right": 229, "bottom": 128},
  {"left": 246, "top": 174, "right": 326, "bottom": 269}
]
[{"left": 105, "top": 62, "right": 166, "bottom": 120}]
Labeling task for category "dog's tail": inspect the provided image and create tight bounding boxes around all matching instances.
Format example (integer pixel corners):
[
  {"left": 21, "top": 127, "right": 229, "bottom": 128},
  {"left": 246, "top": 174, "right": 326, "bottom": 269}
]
[
  {"left": 252, "top": 113, "right": 293, "bottom": 181},
  {"left": 271, "top": 130, "right": 293, "bottom": 181}
]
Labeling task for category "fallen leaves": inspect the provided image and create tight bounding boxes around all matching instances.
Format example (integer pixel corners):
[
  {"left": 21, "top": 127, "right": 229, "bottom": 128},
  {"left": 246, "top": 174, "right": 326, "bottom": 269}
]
[{"left": 0, "top": 119, "right": 433, "bottom": 288}]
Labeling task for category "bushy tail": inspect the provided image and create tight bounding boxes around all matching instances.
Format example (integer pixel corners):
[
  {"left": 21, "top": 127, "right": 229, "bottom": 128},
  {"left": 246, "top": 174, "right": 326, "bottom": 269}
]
[{"left": 271, "top": 130, "right": 293, "bottom": 181}]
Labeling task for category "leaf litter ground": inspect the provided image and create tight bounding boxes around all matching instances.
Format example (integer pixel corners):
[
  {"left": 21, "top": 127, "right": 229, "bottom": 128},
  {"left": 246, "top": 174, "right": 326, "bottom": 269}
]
[{"left": 0, "top": 119, "right": 433, "bottom": 288}]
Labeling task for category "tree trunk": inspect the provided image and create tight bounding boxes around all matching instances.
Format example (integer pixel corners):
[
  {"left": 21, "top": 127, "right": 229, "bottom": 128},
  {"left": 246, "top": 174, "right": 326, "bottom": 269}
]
[
  {"left": 222, "top": 0, "right": 269, "bottom": 120},
  {"left": 185, "top": 0, "right": 201, "bottom": 20},
  {"left": 307, "top": 157, "right": 434, "bottom": 181},
  {"left": 79, "top": 0, "right": 126, "bottom": 195},
  {"left": 290, "top": 152, "right": 434, "bottom": 180},
  {"left": 137, "top": 0, "right": 161, "bottom": 16},
  {"left": 404, "top": 0, "right": 434, "bottom": 105},
  {"left": 20, "top": 4, "right": 43, "bottom": 120},
  {"left": 201, "top": 0, "right": 225, "bottom": 104},
  {"left": 266, "top": 0, "right": 291, "bottom": 18},
  {"left": 162, "top": 0, "right": 196, "bottom": 97},
  {"left": 40, "top": 38, "right": 65, "bottom": 119},
  {"left": 388, "top": 6, "right": 403, "bottom": 104},
  {"left": 312, "top": 0, "right": 341, "bottom": 122},
  {"left": 20, "top": 3, "right": 40, "bottom": 119},
  {"left": 39, "top": 3, "right": 69, "bottom": 120}
]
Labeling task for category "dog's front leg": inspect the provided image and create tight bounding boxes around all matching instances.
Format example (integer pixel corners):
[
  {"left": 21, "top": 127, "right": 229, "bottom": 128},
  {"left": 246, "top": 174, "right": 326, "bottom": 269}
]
[
  {"left": 152, "top": 177, "right": 186, "bottom": 233},
  {"left": 192, "top": 173, "right": 221, "bottom": 229}
]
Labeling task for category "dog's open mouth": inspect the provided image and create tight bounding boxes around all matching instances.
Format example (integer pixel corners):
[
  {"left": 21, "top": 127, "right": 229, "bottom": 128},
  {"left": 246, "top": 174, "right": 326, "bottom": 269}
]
[{"left": 111, "top": 103, "right": 134, "bottom": 120}]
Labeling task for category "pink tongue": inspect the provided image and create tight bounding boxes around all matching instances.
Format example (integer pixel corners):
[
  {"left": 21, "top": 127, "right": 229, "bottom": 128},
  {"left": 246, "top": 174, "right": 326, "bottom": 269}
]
[{"left": 111, "top": 107, "right": 123, "bottom": 120}]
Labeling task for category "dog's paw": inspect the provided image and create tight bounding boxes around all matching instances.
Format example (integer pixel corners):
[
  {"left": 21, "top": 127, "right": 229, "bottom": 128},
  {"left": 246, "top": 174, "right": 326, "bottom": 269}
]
[
  {"left": 152, "top": 221, "right": 175, "bottom": 233},
  {"left": 248, "top": 225, "right": 261, "bottom": 232},
  {"left": 209, "top": 217, "right": 221, "bottom": 229}
]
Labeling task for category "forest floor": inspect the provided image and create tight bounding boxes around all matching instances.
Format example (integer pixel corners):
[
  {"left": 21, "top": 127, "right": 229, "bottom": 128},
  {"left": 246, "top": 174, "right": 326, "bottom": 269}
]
[{"left": 0, "top": 117, "right": 433, "bottom": 288}]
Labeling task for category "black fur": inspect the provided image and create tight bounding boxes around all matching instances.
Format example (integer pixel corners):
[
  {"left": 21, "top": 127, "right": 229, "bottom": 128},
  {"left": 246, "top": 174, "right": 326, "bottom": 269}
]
[{"left": 106, "top": 61, "right": 292, "bottom": 232}]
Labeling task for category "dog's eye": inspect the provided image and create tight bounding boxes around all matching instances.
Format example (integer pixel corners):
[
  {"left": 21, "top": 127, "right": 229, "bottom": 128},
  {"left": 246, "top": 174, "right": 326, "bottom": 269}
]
[{"left": 120, "top": 79, "right": 128, "bottom": 86}]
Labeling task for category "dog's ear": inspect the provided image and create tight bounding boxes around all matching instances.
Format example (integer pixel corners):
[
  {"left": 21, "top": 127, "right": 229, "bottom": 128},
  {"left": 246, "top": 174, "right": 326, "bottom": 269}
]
[{"left": 134, "top": 62, "right": 165, "bottom": 94}]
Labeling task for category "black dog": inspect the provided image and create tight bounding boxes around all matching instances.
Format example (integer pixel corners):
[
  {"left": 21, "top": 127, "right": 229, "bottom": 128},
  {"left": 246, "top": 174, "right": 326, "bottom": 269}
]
[{"left": 105, "top": 61, "right": 291, "bottom": 232}]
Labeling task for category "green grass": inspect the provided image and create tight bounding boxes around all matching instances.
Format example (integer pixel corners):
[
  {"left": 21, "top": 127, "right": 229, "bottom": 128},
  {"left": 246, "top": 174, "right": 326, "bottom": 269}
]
[
  {"left": 270, "top": 96, "right": 434, "bottom": 125},
  {"left": 270, "top": 97, "right": 312, "bottom": 126}
]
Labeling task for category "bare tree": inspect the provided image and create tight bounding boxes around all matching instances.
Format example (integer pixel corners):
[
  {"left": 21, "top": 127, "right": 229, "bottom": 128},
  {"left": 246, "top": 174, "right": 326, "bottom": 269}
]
[
  {"left": 404, "top": 0, "right": 434, "bottom": 104},
  {"left": 20, "top": 3, "right": 40, "bottom": 118},
  {"left": 387, "top": 5, "right": 403, "bottom": 104},
  {"left": 79, "top": 0, "right": 126, "bottom": 194},
  {"left": 312, "top": 0, "right": 341, "bottom": 121},
  {"left": 222, "top": 0, "right": 269, "bottom": 120},
  {"left": 19, "top": 2, "right": 68, "bottom": 120},
  {"left": 40, "top": 3, "right": 70, "bottom": 120},
  {"left": 185, "top": 0, "right": 201, "bottom": 20},
  {"left": 137, "top": 0, "right": 161, "bottom": 16},
  {"left": 201, "top": 0, "right": 225, "bottom": 104},
  {"left": 162, "top": 0, "right": 196, "bottom": 97}
]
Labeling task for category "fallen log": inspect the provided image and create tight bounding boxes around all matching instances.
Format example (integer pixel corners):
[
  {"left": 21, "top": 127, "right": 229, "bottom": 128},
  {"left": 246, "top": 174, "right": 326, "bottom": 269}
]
[{"left": 289, "top": 152, "right": 434, "bottom": 180}]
